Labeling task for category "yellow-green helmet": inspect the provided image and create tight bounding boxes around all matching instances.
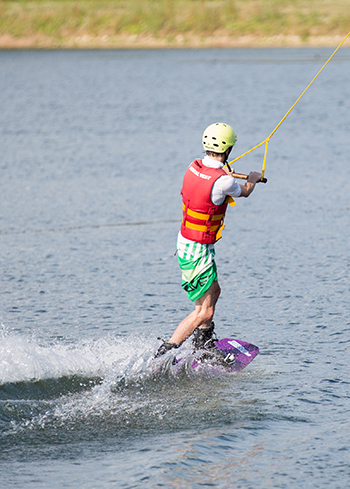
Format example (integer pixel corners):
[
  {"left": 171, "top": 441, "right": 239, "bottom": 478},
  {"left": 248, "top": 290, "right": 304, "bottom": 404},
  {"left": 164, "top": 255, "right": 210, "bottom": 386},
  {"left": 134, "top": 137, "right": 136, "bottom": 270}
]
[{"left": 202, "top": 122, "right": 237, "bottom": 153}]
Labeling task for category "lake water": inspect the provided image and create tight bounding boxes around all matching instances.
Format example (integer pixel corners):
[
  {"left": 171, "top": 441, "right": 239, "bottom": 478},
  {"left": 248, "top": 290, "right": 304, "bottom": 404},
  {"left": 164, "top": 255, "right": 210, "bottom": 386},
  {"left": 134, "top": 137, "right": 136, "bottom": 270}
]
[{"left": 1, "top": 47, "right": 350, "bottom": 488}]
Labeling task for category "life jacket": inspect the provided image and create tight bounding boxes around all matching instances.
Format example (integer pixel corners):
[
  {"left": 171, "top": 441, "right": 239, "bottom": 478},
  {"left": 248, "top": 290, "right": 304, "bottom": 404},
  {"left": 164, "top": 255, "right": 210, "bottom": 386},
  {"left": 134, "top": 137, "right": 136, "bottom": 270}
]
[{"left": 180, "top": 159, "right": 235, "bottom": 244}]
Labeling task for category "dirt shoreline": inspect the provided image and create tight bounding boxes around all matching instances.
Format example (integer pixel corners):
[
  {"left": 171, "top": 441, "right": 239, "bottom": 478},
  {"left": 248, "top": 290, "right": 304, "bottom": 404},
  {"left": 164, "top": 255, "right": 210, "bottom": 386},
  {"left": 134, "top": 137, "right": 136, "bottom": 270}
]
[{"left": 1, "top": 33, "right": 349, "bottom": 49}]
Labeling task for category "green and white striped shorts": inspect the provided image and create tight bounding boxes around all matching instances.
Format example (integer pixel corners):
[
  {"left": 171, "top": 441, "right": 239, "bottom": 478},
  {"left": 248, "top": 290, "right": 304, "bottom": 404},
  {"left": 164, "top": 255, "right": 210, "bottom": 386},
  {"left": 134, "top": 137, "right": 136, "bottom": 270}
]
[{"left": 176, "top": 233, "right": 217, "bottom": 302}]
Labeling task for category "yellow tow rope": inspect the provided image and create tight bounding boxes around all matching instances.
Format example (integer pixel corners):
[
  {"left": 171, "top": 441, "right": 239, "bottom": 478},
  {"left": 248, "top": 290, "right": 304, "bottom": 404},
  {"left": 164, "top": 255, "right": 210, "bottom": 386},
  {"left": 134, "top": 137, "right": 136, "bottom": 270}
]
[{"left": 228, "top": 30, "right": 350, "bottom": 180}]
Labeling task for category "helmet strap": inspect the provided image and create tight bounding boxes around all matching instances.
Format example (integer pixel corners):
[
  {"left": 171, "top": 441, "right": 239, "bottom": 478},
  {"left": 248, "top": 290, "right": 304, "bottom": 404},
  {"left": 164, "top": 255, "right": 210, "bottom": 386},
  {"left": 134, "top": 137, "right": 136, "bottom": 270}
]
[{"left": 224, "top": 147, "right": 233, "bottom": 170}]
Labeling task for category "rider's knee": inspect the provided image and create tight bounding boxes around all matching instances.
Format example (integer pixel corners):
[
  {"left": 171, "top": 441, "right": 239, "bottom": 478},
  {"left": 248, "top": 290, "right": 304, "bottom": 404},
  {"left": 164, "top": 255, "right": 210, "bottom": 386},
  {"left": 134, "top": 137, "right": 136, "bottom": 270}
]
[{"left": 198, "top": 305, "right": 215, "bottom": 324}]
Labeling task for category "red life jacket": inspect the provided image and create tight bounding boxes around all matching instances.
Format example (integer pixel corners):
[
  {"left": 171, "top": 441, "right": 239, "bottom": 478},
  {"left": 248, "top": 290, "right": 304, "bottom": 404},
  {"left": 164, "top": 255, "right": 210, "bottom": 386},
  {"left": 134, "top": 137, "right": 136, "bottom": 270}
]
[{"left": 180, "top": 159, "right": 231, "bottom": 244}]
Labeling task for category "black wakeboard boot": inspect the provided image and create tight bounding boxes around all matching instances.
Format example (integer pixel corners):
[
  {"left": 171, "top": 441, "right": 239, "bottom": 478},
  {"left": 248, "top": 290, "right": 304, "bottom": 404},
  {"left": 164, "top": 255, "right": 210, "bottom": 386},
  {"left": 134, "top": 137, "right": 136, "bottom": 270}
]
[
  {"left": 154, "top": 340, "right": 179, "bottom": 358},
  {"left": 192, "top": 322, "right": 217, "bottom": 351},
  {"left": 192, "top": 322, "right": 235, "bottom": 366}
]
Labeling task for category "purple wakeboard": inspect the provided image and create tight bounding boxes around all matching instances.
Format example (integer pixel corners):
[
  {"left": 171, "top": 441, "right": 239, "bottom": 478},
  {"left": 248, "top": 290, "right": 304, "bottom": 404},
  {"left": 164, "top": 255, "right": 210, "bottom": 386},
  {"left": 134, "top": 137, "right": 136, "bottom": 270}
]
[{"left": 174, "top": 338, "right": 259, "bottom": 374}]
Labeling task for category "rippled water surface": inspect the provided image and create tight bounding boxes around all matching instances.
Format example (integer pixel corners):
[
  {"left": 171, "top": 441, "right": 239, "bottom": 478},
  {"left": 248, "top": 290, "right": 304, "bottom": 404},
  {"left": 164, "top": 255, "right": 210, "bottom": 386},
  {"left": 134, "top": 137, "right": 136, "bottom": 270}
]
[{"left": 1, "top": 48, "right": 350, "bottom": 488}]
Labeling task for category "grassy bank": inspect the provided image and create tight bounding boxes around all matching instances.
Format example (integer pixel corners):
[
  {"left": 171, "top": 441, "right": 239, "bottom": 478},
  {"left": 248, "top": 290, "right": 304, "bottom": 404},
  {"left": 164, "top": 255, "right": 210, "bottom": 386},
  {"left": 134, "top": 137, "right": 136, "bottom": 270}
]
[{"left": 0, "top": 0, "right": 350, "bottom": 48}]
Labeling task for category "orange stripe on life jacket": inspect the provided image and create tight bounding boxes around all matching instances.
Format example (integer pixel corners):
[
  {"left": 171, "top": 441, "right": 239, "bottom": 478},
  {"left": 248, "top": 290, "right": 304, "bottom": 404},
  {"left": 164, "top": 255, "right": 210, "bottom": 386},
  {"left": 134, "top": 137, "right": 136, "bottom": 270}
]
[
  {"left": 182, "top": 218, "right": 221, "bottom": 234},
  {"left": 182, "top": 204, "right": 225, "bottom": 222}
]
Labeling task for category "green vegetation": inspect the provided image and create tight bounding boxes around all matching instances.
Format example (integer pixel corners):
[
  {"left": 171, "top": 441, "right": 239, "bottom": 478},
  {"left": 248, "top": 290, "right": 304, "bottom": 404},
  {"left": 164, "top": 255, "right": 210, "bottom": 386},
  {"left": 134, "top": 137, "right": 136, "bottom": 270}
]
[{"left": 0, "top": 0, "right": 349, "bottom": 48}]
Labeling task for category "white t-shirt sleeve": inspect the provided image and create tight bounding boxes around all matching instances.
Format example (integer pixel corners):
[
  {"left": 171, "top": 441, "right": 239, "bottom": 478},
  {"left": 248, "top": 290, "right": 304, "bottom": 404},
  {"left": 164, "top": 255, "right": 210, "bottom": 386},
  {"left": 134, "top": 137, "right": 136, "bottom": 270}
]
[{"left": 211, "top": 175, "right": 241, "bottom": 205}]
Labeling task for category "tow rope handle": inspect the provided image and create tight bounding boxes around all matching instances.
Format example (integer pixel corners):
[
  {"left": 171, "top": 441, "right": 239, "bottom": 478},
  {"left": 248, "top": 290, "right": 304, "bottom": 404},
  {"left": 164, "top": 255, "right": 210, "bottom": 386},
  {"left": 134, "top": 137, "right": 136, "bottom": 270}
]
[{"left": 230, "top": 171, "right": 267, "bottom": 183}]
